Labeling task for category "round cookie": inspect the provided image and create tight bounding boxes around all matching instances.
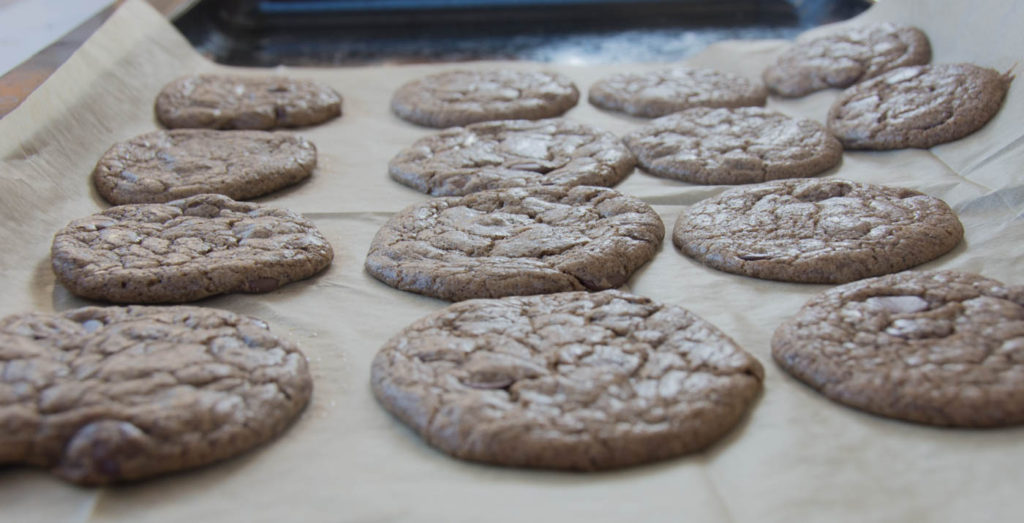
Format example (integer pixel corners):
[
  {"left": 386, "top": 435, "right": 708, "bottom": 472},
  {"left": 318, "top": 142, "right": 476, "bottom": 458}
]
[
  {"left": 155, "top": 74, "right": 342, "bottom": 130},
  {"left": 827, "top": 63, "right": 1012, "bottom": 149},
  {"left": 372, "top": 290, "right": 764, "bottom": 470},
  {"left": 772, "top": 270, "right": 1024, "bottom": 427},
  {"left": 51, "top": 194, "right": 334, "bottom": 303},
  {"left": 0, "top": 305, "right": 312, "bottom": 484},
  {"left": 673, "top": 179, "right": 963, "bottom": 283},
  {"left": 388, "top": 118, "right": 635, "bottom": 196},
  {"left": 623, "top": 107, "right": 842, "bottom": 184},
  {"left": 365, "top": 186, "right": 664, "bottom": 301},
  {"left": 390, "top": 70, "right": 580, "bottom": 128},
  {"left": 588, "top": 68, "right": 767, "bottom": 118},
  {"left": 763, "top": 22, "right": 932, "bottom": 97},
  {"left": 93, "top": 130, "right": 317, "bottom": 204}
]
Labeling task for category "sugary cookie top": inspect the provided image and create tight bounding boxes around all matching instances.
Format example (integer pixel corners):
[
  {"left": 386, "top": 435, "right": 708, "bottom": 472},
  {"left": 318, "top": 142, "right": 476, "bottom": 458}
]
[
  {"left": 365, "top": 186, "right": 664, "bottom": 301},
  {"left": 588, "top": 68, "right": 766, "bottom": 118},
  {"left": 155, "top": 74, "right": 342, "bottom": 129},
  {"left": 391, "top": 70, "right": 579, "bottom": 128},
  {"left": 772, "top": 270, "right": 1024, "bottom": 426},
  {"left": 52, "top": 194, "right": 333, "bottom": 303},
  {"left": 764, "top": 22, "right": 931, "bottom": 97},
  {"left": 389, "top": 118, "right": 634, "bottom": 195},
  {"left": 673, "top": 179, "right": 963, "bottom": 283},
  {"left": 93, "top": 129, "right": 316, "bottom": 204},
  {"left": 372, "top": 290, "right": 763, "bottom": 469},
  {"left": 624, "top": 107, "right": 841, "bottom": 184},
  {"left": 827, "top": 63, "right": 1012, "bottom": 149},
  {"left": 0, "top": 306, "right": 311, "bottom": 484}
]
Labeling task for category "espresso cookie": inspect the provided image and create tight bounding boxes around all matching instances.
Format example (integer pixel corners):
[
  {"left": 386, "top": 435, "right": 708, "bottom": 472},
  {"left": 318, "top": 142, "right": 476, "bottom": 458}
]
[
  {"left": 51, "top": 194, "right": 333, "bottom": 303},
  {"left": 389, "top": 119, "right": 635, "bottom": 196},
  {"left": 772, "top": 270, "right": 1024, "bottom": 427},
  {"left": 764, "top": 22, "right": 932, "bottom": 97},
  {"left": 155, "top": 74, "right": 342, "bottom": 130},
  {"left": 0, "top": 305, "right": 311, "bottom": 484},
  {"left": 372, "top": 290, "right": 764, "bottom": 469},
  {"left": 673, "top": 179, "right": 963, "bottom": 283},
  {"left": 827, "top": 63, "right": 1012, "bottom": 149},
  {"left": 588, "top": 68, "right": 767, "bottom": 118},
  {"left": 391, "top": 70, "right": 579, "bottom": 128},
  {"left": 365, "top": 186, "right": 664, "bottom": 301},
  {"left": 624, "top": 107, "right": 842, "bottom": 184},
  {"left": 93, "top": 130, "right": 317, "bottom": 204}
]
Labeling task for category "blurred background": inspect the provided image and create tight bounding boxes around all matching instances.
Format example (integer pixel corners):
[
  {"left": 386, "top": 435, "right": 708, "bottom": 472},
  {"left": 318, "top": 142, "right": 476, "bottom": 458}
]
[
  {"left": 0, "top": 0, "right": 873, "bottom": 116},
  {"left": 177, "top": 0, "right": 873, "bottom": 65}
]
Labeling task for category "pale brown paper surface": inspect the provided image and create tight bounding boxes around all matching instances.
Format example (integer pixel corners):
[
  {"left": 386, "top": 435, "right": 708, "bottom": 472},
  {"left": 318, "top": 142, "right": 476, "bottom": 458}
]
[{"left": 1, "top": 1, "right": 1022, "bottom": 521}]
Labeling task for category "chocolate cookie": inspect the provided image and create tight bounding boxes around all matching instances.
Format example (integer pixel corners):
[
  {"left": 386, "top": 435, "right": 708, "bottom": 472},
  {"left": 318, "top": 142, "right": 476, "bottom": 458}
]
[
  {"left": 372, "top": 290, "right": 764, "bottom": 469},
  {"left": 772, "top": 270, "right": 1024, "bottom": 427},
  {"left": 588, "top": 68, "right": 767, "bottom": 118},
  {"left": 388, "top": 119, "right": 635, "bottom": 196},
  {"left": 93, "top": 130, "right": 317, "bottom": 204},
  {"left": 673, "top": 179, "right": 963, "bottom": 283},
  {"left": 391, "top": 70, "right": 580, "bottom": 128},
  {"left": 827, "top": 63, "right": 1012, "bottom": 149},
  {"left": 365, "top": 186, "right": 664, "bottom": 301},
  {"left": 764, "top": 22, "right": 932, "bottom": 97},
  {"left": 0, "top": 305, "right": 311, "bottom": 484},
  {"left": 155, "top": 74, "right": 342, "bottom": 130},
  {"left": 624, "top": 107, "right": 842, "bottom": 184},
  {"left": 51, "top": 194, "right": 334, "bottom": 303}
]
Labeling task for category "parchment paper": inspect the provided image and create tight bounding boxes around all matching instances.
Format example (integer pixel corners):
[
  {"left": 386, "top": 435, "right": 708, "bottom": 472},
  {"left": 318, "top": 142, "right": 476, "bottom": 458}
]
[{"left": 1, "top": 1, "right": 1022, "bottom": 521}]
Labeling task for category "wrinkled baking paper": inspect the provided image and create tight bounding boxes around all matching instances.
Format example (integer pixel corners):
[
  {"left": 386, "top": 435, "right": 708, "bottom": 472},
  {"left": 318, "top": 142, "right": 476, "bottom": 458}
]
[{"left": 0, "top": 0, "right": 1021, "bottom": 521}]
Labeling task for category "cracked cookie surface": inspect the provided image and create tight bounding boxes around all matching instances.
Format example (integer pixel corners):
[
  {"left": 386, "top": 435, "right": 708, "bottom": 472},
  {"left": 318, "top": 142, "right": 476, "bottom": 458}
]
[
  {"left": 93, "top": 130, "right": 317, "bottom": 204},
  {"left": 772, "top": 270, "right": 1024, "bottom": 427},
  {"left": 52, "top": 194, "right": 334, "bottom": 303},
  {"left": 391, "top": 70, "right": 579, "bottom": 128},
  {"left": 827, "top": 63, "right": 1012, "bottom": 149},
  {"left": 372, "top": 290, "right": 763, "bottom": 469},
  {"left": 588, "top": 68, "right": 766, "bottom": 118},
  {"left": 0, "top": 305, "right": 312, "bottom": 484},
  {"left": 155, "top": 74, "right": 342, "bottom": 130},
  {"left": 624, "top": 107, "right": 841, "bottom": 184},
  {"left": 673, "top": 179, "right": 963, "bottom": 283},
  {"left": 389, "top": 119, "right": 635, "bottom": 196},
  {"left": 365, "top": 186, "right": 664, "bottom": 301},
  {"left": 763, "top": 22, "right": 931, "bottom": 97}
]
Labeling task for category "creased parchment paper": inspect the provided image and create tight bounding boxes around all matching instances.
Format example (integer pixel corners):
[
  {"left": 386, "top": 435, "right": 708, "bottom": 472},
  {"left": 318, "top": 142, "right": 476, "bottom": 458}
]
[{"left": 1, "top": 1, "right": 1022, "bottom": 521}]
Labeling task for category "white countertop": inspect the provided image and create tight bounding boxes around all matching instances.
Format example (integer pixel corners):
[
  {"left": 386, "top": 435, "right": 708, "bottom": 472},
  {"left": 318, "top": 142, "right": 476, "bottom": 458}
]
[{"left": 0, "top": 0, "right": 113, "bottom": 75}]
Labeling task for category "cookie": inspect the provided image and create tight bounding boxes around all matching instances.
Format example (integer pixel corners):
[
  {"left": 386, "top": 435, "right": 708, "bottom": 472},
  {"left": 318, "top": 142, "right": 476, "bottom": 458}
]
[
  {"left": 390, "top": 70, "right": 579, "bottom": 128},
  {"left": 624, "top": 107, "right": 842, "bottom": 184},
  {"left": 93, "top": 130, "right": 317, "bottom": 204},
  {"left": 388, "top": 119, "right": 635, "bottom": 196},
  {"left": 155, "top": 74, "right": 342, "bottom": 130},
  {"left": 673, "top": 179, "right": 963, "bottom": 283},
  {"left": 372, "top": 290, "right": 764, "bottom": 469},
  {"left": 0, "top": 305, "right": 311, "bottom": 484},
  {"left": 772, "top": 270, "right": 1024, "bottom": 427},
  {"left": 763, "top": 22, "right": 932, "bottom": 97},
  {"left": 588, "top": 68, "right": 767, "bottom": 118},
  {"left": 365, "top": 186, "right": 664, "bottom": 301},
  {"left": 51, "top": 194, "right": 334, "bottom": 303},
  {"left": 827, "top": 63, "right": 1012, "bottom": 149}
]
